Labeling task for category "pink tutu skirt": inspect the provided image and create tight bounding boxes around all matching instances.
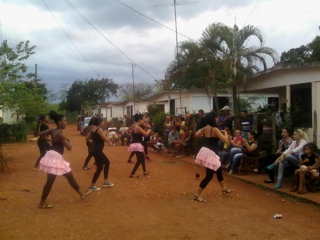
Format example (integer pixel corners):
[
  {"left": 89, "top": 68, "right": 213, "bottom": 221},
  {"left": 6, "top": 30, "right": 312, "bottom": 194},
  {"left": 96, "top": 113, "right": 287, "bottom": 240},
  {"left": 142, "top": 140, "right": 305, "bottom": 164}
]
[
  {"left": 40, "top": 150, "right": 72, "bottom": 175},
  {"left": 128, "top": 143, "right": 144, "bottom": 152},
  {"left": 195, "top": 147, "right": 221, "bottom": 171}
]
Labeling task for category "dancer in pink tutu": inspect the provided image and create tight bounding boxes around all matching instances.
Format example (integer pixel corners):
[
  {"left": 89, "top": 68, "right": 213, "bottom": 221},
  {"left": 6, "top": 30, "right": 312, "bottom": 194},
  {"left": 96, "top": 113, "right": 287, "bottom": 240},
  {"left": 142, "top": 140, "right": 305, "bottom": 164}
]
[
  {"left": 38, "top": 111, "right": 91, "bottom": 209},
  {"left": 193, "top": 111, "right": 233, "bottom": 202},
  {"left": 129, "top": 113, "right": 151, "bottom": 178}
]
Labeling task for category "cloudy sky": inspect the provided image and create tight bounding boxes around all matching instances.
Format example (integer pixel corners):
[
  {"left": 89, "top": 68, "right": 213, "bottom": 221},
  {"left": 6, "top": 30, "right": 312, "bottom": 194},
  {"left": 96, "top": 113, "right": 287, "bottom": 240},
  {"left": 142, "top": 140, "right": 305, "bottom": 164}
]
[{"left": 1, "top": 0, "right": 319, "bottom": 99}]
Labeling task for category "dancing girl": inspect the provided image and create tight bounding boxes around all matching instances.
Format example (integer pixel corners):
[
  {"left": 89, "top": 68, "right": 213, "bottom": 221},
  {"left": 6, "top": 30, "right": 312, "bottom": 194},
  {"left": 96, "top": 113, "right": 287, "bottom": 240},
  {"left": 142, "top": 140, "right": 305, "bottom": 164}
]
[
  {"left": 33, "top": 115, "right": 51, "bottom": 170},
  {"left": 193, "top": 111, "right": 232, "bottom": 203},
  {"left": 86, "top": 117, "right": 113, "bottom": 191},
  {"left": 129, "top": 113, "right": 151, "bottom": 178},
  {"left": 38, "top": 111, "right": 91, "bottom": 209}
]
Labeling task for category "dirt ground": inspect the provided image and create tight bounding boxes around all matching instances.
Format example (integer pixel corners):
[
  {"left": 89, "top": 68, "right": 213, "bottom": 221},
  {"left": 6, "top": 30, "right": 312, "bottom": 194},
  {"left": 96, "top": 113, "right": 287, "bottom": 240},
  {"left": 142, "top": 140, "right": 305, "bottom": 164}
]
[{"left": 1, "top": 123, "right": 320, "bottom": 240}]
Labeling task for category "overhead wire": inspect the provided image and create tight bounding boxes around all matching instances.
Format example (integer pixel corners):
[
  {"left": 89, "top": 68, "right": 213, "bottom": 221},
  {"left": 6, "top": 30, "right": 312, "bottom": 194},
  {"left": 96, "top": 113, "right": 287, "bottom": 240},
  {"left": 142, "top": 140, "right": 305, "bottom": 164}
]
[
  {"left": 65, "top": 0, "right": 157, "bottom": 81},
  {"left": 41, "top": 0, "right": 100, "bottom": 77},
  {"left": 115, "top": 0, "right": 194, "bottom": 41}
]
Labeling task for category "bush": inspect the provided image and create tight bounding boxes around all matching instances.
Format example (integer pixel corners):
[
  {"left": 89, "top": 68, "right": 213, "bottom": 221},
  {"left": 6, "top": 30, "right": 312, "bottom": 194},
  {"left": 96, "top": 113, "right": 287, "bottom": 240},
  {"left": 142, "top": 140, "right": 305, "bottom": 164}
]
[{"left": 0, "top": 122, "right": 27, "bottom": 142}]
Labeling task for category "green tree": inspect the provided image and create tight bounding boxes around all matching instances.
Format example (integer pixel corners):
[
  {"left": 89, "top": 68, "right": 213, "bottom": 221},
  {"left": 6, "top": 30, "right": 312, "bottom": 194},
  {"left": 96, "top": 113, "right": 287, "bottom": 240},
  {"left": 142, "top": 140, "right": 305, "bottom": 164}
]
[
  {"left": 308, "top": 36, "right": 320, "bottom": 62},
  {"left": 280, "top": 45, "right": 311, "bottom": 64},
  {"left": 165, "top": 40, "right": 227, "bottom": 111},
  {"left": 118, "top": 82, "right": 155, "bottom": 101},
  {"left": 60, "top": 78, "right": 118, "bottom": 113},
  {"left": 200, "top": 23, "right": 278, "bottom": 113},
  {"left": 0, "top": 40, "right": 48, "bottom": 123}
]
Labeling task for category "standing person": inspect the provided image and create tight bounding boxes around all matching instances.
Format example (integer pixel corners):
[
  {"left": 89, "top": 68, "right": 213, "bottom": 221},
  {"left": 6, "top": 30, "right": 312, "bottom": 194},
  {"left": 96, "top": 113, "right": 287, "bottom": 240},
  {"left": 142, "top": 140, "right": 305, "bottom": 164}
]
[
  {"left": 129, "top": 113, "right": 151, "bottom": 178},
  {"left": 82, "top": 117, "right": 95, "bottom": 170},
  {"left": 239, "top": 110, "right": 253, "bottom": 140},
  {"left": 33, "top": 115, "right": 51, "bottom": 170},
  {"left": 268, "top": 129, "right": 308, "bottom": 189},
  {"left": 38, "top": 111, "right": 91, "bottom": 209},
  {"left": 142, "top": 121, "right": 152, "bottom": 161},
  {"left": 193, "top": 112, "right": 232, "bottom": 203},
  {"left": 196, "top": 109, "right": 206, "bottom": 131},
  {"left": 217, "top": 106, "right": 235, "bottom": 130},
  {"left": 86, "top": 117, "right": 114, "bottom": 191}
]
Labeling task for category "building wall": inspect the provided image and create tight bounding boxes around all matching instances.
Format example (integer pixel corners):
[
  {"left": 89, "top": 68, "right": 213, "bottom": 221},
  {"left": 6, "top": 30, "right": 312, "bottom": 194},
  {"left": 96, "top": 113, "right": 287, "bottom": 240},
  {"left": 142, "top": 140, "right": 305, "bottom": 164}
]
[{"left": 0, "top": 108, "right": 17, "bottom": 123}]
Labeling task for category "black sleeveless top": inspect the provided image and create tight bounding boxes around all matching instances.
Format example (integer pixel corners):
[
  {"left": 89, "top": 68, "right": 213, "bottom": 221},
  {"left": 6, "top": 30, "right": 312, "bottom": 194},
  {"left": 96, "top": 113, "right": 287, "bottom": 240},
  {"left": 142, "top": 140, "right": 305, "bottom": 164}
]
[
  {"left": 38, "top": 123, "right": 49, "bottom": 143},
  {"left": 131, "top": 126, "right": 143, "bottom": 143},
  {"left": 51, "top": 141, "right": 64, "bottom": 155},
  {"left": 90, "top": 128, "right": 104, "bottom": 152},
  {"left": 203, "top": 137, "right": 220, "bottom": 155}
]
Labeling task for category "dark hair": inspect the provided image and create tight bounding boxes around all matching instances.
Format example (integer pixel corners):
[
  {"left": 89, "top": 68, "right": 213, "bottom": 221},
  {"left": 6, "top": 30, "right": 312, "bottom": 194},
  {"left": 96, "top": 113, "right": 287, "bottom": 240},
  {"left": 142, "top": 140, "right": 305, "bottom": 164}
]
[
  {"left": 134, "top": 113, "right": 143, "bottom": 122},
  {"left": 303, "top": 143, "right": 318, "bottom": 154},
  {"left": 91, "top": 117, "right": 103, "bottom": 126},
  {"left": 281, "top": 128, "right": 291, "bottom": 135},
  {"left": 198, "top": 109, "right": 204, "bottom": 114},
  {"left": 49, "top": 110, "right": 64, "bottom": 125},
  {"left": 88, "top": 117, "right": 96, "bottom": 126},
  {"left": 205, "top": 111, "right": 218, "bottom": 127},
  {"left": 241, "top": 110, "right": 248, "bottom": 114},
  {"left": 249, "top": 130, "right": 259, "bottom": 139},
  {"left": 38, "top": 114, "right": 47, "bottom": 121}
]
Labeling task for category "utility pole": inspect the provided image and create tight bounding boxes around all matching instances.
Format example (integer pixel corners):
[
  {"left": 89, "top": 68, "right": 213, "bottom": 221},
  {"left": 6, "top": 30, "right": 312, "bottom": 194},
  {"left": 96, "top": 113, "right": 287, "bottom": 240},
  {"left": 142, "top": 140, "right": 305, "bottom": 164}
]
[
  {"left": 154, "top": 0, "right": 197, "bottom": 112},
  {"left": 129, "top": 63, "right": 136, "bottom": 115}
]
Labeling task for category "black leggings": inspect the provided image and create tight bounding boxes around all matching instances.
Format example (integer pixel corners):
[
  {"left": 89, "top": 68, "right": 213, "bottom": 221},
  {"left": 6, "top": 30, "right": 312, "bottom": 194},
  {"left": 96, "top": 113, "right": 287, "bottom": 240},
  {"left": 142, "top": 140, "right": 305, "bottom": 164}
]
[
  {"left": 41, "top": 172, "right": 79, "bottom": 201},
  {"left": 199, "top": 167, "right": 223, "bottom": 189},
  {"left": 130, "top": 151, "right": 146, "bottom": 175},
  {"left": 91, "top": 151, "right": 110, "bottom": 183},
  {"left": 83, "top": 142, "right": 93, "bottom": 167},
  {"left": 35, "top": 139, "right": 50, "bottom": 166}
]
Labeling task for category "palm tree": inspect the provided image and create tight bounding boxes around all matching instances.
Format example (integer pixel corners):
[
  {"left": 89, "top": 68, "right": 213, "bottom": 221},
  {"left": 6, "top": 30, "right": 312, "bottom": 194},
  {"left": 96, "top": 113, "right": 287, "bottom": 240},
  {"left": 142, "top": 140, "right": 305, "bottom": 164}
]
[
  {"left": 200, "top": 22, "right": 278, "bottom": 113},
  {"left": 165, "top": 40, "right": 226, "bottom": 111}
]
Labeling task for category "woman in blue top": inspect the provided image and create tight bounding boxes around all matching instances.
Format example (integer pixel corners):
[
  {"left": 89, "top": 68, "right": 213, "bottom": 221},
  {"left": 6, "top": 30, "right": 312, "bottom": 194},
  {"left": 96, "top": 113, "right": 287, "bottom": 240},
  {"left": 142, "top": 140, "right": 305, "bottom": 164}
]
[
  {"left": 129, "top": 113, "right": 151, "bottom": 178},
  {"left": 38, "top": 111, "right": 91, "bottom": 209},
  {"left": 193, "top": 111, "right": 232, "bottom": 203},
  {"left": 86, "top": 117, "right": 113, "bottom": 191}
]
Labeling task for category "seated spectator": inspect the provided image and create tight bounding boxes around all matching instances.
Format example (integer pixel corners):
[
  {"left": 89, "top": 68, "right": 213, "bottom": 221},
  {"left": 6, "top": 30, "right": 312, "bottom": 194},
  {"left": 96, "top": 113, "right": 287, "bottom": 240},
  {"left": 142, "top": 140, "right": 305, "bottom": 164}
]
[
  {"left": 164, "top": 116, "right": 173, "bottom": 148},
  {"left": 175, "top": 126, "right": 193, "bottom": 158},
  {"left": 219, "top": 131, "right": 233, "bottom": 166},
  {"left": 225, "top": 130, "right": 244, "bottom": 168},
  {"left": 107, "top": 123, "right": 118, "bottom": 146},
  {"left": 168, "top": 127, "right": 180, "bottom": 154},
  {"left": 148, "top": 132, "right": 165, "bottom": 153},
  {"left": 290, "top": 143, "right": 319, "bottom": 194},
  {"left": 267, "top": 129, "right": 309, "bottom": 189},
  {"left": 255, "top": 128, "right": 292, "bottom": 183},
  {"left": 228, "top": 131, "right": 259, "bottom": 175},
  {"left": 119, "top": 123, "right": 132, "bottom": 146}
]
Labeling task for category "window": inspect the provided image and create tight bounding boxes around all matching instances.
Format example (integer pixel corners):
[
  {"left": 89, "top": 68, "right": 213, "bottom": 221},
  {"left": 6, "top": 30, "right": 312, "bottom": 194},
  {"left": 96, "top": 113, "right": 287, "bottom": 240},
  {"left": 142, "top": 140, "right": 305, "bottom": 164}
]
[{"left": 290, "top": 83, "right": 312, "bottom": 127}]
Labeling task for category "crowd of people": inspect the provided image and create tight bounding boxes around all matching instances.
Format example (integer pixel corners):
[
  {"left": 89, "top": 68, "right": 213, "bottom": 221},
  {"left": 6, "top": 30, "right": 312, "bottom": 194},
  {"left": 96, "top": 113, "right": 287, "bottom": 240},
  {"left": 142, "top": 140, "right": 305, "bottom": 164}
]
[{"left": 33, "top": 106, "right": 320, "bottom": 207}]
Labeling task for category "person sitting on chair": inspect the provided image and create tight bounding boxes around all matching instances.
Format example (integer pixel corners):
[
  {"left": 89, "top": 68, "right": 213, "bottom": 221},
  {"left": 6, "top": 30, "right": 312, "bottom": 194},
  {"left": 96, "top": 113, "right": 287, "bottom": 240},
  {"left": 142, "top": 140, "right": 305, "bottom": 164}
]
[
  {"left": 119, "top": 123, "right": 131, "bottom": 146},
  {"left": 107, "top": 123, "right": 118, "bottom": 146},
  {"left": 228, "top": 131, "right": 259, "bottom": 175}
]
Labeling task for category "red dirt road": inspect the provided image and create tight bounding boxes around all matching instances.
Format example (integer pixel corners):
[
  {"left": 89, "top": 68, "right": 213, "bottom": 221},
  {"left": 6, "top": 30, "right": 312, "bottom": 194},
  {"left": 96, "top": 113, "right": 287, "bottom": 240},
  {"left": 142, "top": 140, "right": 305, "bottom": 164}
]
[{"left": 0, "top": 124, "right": 320, "bottom": 240}]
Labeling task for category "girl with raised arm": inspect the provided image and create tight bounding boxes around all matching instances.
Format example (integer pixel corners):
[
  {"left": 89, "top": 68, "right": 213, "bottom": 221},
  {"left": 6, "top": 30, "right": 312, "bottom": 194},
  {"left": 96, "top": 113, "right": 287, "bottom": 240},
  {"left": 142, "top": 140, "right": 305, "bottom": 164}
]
[
  {"left": 193, "top": 111, "right": 233, "bottom": 203},
  {"left": 129, "top": 113, "right": 151, "bottom": 178},
  {"left": 86, "top": 117, "right": 113, "bottom": 191}
]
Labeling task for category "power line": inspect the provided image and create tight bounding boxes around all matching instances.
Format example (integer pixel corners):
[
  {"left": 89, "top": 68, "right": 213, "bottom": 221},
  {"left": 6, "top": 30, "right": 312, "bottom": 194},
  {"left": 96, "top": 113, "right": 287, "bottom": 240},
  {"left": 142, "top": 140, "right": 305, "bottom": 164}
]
[
  {"left": 116, "top": 0, "right": 194, "bottom": 41},
  {"left": 65, "top": 0, "right": 157, "bottom": 81},
  {"left": 42, "top": 0, "right": 100, "bottom": 77}
]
